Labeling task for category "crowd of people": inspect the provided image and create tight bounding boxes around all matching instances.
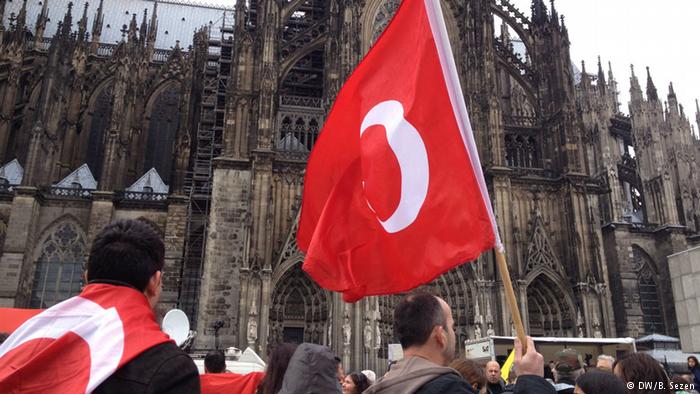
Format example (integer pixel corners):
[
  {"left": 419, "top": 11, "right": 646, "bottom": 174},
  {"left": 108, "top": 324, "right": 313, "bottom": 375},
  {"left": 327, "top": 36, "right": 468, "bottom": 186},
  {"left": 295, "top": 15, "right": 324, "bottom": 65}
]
[{"left": 1, "top": 219, "right": 699, "bottom": 394}]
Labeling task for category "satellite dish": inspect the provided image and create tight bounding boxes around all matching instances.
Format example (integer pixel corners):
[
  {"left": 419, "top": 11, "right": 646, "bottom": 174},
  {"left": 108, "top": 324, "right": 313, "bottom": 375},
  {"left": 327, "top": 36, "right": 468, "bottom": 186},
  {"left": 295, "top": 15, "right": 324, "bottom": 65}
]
[{"left": 162, "top": 309, "right": 190, "bottom": 346}]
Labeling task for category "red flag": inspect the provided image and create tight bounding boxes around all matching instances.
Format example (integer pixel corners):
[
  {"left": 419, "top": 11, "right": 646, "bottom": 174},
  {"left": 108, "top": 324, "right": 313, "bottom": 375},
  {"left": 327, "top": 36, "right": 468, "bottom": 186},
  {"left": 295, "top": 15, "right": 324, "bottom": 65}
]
[
  {"left": 200, "top": 372, "right": 264, "bottom": 394},
  {"left": 0, "top": 284, "right": 172, "bottom": 393},
  {"left": 298, "top": 0, "right": 502, "bottom": 302}
]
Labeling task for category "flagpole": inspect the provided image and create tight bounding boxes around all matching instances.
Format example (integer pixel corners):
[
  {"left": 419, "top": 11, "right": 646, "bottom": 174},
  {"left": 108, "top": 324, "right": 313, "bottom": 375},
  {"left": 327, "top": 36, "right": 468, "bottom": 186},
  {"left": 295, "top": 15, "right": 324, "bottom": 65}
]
[{"left": 494, "top": 248, "right": 528, "bottom": 353}]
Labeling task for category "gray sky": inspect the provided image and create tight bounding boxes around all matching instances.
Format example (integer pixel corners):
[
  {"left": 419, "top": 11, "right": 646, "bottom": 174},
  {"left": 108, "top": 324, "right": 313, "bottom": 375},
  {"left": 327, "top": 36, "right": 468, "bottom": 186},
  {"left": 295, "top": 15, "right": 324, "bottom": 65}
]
[
  {"left": 509, "top": 0, "right": 699, "bottom": 122},
  {"left": 203, "top": 0, "right": 699, "bottom": 123}
]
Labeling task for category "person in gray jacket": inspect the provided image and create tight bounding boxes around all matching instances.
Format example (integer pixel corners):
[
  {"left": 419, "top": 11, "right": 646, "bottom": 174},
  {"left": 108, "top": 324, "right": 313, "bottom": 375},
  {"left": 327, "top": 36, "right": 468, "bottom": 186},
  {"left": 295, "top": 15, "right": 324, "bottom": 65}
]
[
  {"left": 278, "top": 343, "right": 342, "bottom": 394},
  {"left": 365, "top": 292, "right": 556, "bottom": 394}
]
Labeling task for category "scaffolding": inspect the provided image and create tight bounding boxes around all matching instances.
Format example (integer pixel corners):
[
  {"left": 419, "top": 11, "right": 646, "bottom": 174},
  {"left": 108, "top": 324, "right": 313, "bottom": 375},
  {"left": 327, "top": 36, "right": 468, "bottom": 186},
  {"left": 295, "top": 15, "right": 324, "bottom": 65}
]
[{"left": 178, "top": 12, "right": 235, "bottom": 327}]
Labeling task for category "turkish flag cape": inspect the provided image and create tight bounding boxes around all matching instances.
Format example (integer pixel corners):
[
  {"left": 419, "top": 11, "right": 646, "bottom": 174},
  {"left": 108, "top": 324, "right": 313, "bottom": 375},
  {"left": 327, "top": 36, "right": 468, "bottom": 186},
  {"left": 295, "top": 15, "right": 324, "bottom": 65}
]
[
  {"left": 0, "top": 284, "right": 172, "bottom": 393},
  {"left": 200, "top": 372, "right": 264, "bottom": 394},
  {"left": 298, "top": 0, "right": 502, "bottom": 302}
]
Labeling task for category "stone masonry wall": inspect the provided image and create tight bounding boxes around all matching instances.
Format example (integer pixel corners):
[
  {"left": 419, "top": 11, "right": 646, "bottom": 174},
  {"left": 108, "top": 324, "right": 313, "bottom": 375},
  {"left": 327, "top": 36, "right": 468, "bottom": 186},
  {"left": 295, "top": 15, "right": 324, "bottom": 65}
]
[{"left": 669, "top": 246, "right": 700, "bottom": 352}]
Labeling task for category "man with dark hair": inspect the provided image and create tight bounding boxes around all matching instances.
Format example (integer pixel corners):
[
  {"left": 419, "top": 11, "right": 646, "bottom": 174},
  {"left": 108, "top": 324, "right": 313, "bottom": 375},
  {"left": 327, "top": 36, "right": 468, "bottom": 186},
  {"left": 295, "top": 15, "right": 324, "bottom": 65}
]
[
  {"left": 205, "top": 350, "right": 227, "bottom": 373},
  {"left": 366, "top": 292, "right": 472, "bottom": 393},
  {"left": 366, "top": 292, "right": 556, "bottom": 394},
  {"left": 0, "top": 219, "right": 200, "bottom": 393},
  {"left": 90, "top": 219, "right": 200, "bottom": 392}
]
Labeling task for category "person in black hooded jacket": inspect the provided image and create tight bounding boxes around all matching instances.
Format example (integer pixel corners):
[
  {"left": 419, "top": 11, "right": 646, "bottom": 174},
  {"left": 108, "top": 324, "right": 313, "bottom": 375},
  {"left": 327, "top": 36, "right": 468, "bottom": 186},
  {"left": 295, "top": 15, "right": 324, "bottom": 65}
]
[{"left": 278, "top": 343, "right": 342, "bottom": 394}]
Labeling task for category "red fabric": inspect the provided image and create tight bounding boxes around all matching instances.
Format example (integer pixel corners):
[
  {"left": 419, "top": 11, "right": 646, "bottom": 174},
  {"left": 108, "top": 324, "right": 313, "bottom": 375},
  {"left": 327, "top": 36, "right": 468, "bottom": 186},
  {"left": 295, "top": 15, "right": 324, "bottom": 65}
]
[
  {"left": 0, "top": 308, "right": 43, "bottom": 333},
  {"left": 298, "top": 0, "right": 495, "bottom": 302},
  {"left": 200, "top": 372, "right": 264, "bottom": 394},
  {"left": 0, "top": 284, "right": 172, "bottom": 393}
]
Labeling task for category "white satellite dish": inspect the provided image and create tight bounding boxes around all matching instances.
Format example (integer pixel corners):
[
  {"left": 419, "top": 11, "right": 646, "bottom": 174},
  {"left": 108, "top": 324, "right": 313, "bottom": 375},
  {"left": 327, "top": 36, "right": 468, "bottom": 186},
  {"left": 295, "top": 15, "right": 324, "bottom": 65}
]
[{"left": 162, "top": 309, "right": 190, "bottom": 346}]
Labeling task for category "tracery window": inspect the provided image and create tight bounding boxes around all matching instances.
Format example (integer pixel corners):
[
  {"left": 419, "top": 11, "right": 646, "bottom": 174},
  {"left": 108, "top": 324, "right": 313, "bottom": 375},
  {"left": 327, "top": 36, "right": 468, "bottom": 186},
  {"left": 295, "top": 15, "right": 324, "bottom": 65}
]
[
  {"left": 371, "top": 0, "right": 400, "bottom": 44},
  {"left": 634, "top": 247, "right": 666, "bottom": 335},
  {"left": 526, "top": 275, "right": 574, "bottom": 337},
  {"left": 505, "top": 134, "right": 538, "bottom": 168},
  {"left": 86, "top": 85, "right": 114, "bottom": 181},
  {"left": 30, "top": 223, "right": 87, "bottom": 308},
  {"left": 145, "top": 85, "right": 180, "bottom": 181},
  {"left": 269, "top": 264, "right": 328, "bottom": 348}
]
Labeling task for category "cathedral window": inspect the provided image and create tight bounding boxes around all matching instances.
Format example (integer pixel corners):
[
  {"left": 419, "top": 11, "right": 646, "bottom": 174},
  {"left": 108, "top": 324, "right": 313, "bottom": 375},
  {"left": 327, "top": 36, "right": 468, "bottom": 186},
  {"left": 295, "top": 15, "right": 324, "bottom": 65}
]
[
  {"left": 30, "top": 223, "right": 87, "bottom": 308},
  {"left": 86, "top": 84, "right": 114, "bottom": 181},
  {"left": 505, "top": 134, "right": 538, "bottom": 168},
  {"left": 145, "top": 85, "right": 181, "bottom": 182},
  {"left": 371, "top": 0, "right": 401, "bottom": 44},
  {"left": 633, "top": 248, "right": 666, "bottom": 335}
]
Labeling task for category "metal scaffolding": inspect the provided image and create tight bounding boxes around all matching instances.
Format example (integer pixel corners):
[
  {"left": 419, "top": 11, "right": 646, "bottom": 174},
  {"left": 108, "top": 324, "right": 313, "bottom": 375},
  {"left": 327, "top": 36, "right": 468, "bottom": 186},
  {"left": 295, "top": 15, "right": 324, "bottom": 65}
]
[{"left": 178, "top": 12, "right": 234, "bottom": 327}]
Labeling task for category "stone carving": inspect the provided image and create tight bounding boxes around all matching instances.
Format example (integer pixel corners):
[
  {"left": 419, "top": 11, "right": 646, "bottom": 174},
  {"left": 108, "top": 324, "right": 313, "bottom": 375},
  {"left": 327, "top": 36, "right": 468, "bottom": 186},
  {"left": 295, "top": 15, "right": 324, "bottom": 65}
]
[
  {"left": 343, "top": 308, "right": 351, "bottom": 346},
  {"left": 363, "top": 321, "right": 372, "bottom": 350}
]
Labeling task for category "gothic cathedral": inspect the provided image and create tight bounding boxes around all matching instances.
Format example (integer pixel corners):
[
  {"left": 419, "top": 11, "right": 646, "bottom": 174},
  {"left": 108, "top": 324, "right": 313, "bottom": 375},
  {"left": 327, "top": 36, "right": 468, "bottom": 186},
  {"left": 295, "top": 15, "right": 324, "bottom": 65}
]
[{"left": 0, "top": 0, "right": 698, "bottom": 373}]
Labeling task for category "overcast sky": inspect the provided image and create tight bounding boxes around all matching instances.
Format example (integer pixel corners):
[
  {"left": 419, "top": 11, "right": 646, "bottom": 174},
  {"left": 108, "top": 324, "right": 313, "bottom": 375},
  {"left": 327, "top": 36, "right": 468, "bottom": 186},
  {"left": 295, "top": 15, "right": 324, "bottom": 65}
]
[
  {"left": 508, "top": 0, "right": 699, "bottom": 122},
  {"left": 202, "top": 0, "right": 699, "bottom": 123}
]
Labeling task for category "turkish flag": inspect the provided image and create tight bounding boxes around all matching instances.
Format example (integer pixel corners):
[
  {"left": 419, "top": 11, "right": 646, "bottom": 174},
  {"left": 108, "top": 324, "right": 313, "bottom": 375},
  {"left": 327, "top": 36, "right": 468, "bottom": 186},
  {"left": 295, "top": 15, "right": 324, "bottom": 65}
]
[
  {"left": 0, "top": 284, "right": 172, "bottom": 393},
  {"left": 200, "top": 372, "right": 264, "bottom": 394},
  {"left": 298, "top": 0, "right": 502, "bottom": 302}
]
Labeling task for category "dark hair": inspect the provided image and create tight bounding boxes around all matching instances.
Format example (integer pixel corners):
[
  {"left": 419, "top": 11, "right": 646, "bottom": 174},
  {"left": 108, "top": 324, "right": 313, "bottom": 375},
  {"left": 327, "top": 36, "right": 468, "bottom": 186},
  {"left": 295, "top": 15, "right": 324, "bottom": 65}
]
[
  {"left": 204, "top": 350, "right": 226, "bottom": 373},
  {"left": 449, "top": 359, "right": 486, "bottom": 390},
  {"left": 689, "top": 356, "right": 699, "bottom": 369},
  {"left": 87, "top": 219, "right": 165, "bottom": 292},
  {"left": 575, "top": 370, "right": 627, "bottom": 394},
  {"left": 614, "top": 353, "right": 671, "bottom": 394},
  {"left": 394, "top": 292, "right": 445, "bottom": 348},
  {"left": 257, "top": 343, "right": 298, "bottom": 394},
  {"left": 348, "top": 372, "right": 370, "bottom": 393}
]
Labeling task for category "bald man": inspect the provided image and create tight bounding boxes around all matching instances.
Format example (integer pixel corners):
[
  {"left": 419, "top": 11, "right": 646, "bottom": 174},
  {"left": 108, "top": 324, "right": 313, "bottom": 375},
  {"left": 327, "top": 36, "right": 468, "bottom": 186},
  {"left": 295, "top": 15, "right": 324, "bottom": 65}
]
[{"left": 486, "top": 361, "right": 505, "bottom": 394}]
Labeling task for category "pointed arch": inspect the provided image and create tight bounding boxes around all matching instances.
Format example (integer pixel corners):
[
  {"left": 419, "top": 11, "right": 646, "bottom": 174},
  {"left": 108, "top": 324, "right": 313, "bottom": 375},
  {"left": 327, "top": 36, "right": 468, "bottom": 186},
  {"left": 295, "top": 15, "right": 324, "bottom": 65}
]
[
  {"left": 78, "top": 78, "right": 115, "bottom": 181},
  {"left": 631, "top": 245, "right": 666, "bottom": 334},
  {"left": 361, "top": 0, "right": 460, "bottom": 57},
  {"left": 30, "top": 217, "right": 88, "bottom": 308},
  {"left": 524, "top": 213, "right": 564, "bottom": 282},
  {"left": 526, "top": 272, "right": 576, "bottom": 336},
  {"left": 269, "top": 262, "right": 330, "bottom": 347},
  {"left": 140, "top": 81, "right": 182, "bottom": 184}
]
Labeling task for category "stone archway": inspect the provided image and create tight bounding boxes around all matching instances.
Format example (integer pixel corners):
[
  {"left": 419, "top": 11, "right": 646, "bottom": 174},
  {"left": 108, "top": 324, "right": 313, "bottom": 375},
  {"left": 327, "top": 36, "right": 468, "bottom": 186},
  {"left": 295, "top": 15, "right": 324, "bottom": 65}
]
[
  {"left": 268, "top": 263, "right": 330, "bottom": 350},
  {"left": 526, "top": 273, "right": 575, "bottom": 337}
]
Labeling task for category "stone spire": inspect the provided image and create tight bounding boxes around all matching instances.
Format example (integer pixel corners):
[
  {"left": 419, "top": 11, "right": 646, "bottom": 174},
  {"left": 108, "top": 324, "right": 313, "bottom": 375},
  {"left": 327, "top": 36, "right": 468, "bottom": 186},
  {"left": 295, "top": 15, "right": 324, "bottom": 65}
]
[
  {"left": 596, "top": 56, "right": 606, "bottom": 94},
  {"left": 550, "top": 0, "right": 559, "bottom": 28},
  {"left": 148, "top": 0, "right": 159, "bottom": 47},
  {"left": 646, "top": 66, "right": 658, "bottom": 101},
  {"left": 77, "top": 2, "right": 89, "bottom": 42},
  {"left": 91, "top": 0, "right": 105, "bottom": 50},
  {"left": 34, "top": 0, "right": 50, "bottom": 44},
  {"left": 58, "top": 2, "right": 73, "bottom": 39},
  {"left": 128, "top": 13, "right": 138, "bottom": 42},
  {"left": 140, "top": 8, "right": 148, "bottom": 42},
  {"left": 531, "top": 0, "right": 548, "bottom": 26}
]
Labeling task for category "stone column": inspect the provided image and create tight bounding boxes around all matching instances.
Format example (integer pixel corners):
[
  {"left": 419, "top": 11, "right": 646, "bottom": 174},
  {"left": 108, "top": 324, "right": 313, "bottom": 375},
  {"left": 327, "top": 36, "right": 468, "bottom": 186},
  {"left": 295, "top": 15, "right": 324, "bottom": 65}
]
[
  {"left": 195, "top": 157, "right": 251, "bottom": 349},
  {"left": 86, "top": 191, "right": 115, "bottom": 244},
  {"left": 161, "top": 195, "right": 188, "bottom": 310},
  {"left": 0, "top": 187, "right": 40, "bottom": 307}
]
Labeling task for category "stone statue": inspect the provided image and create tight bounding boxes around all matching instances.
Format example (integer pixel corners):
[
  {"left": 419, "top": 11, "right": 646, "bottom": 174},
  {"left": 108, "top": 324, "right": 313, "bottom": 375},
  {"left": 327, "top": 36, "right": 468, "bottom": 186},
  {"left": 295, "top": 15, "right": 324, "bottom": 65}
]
[
  {"left": 363, "top": 322, "right": 372, "bottom": 350},
  {"left": 374, "top": 325, "right": 382, "bottom": 350},
  {"left": 343, "top": 310, "right": 351, "bottom": 346},
  {"left": 592, "top": 315, "right": 603, "bottom": 338},
  {"left": 486, "top": 322, "right": 495, "bottom": 337},
  {"left": 474, "top": 324, "right": 482, "bottom": 339},
  {"left": 247, "top": 317, "right": 258, "bottom": 344}
]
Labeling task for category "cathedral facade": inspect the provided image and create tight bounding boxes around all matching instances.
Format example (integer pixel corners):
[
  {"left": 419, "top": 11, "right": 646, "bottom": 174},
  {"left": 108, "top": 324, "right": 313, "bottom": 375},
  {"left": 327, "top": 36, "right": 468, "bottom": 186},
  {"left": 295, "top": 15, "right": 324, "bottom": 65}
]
[{"left": 0, "top": 0, "right": 698, "bottom": 373}]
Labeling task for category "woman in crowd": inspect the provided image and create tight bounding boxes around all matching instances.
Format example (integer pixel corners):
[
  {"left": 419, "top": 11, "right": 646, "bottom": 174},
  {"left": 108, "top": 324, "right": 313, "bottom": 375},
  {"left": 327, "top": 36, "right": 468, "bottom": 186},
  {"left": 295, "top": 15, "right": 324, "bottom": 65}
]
[
  {"left": 342, "top": 371, "right": 371, "bottom": 394},
  {"left": 573, "top": 369, "right": 627, "bottom": 394},
  {"left": 613, "top": 353, "right": 672, "bottom": 394},
  {"left": 689, "top": 356, "right": 700, "bottom": 387},
  {"left": 449, "top": 358, "right": 487, "bottom": 394},
  {"left": 256, "top": 343, "right": 298, "bottom": 394}
]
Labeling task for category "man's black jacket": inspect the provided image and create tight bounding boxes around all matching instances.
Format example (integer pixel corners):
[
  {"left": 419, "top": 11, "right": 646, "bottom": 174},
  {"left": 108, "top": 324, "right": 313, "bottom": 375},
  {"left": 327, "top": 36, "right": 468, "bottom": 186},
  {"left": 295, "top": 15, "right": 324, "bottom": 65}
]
[{"left": 94, "top": 342, "right": 200, "bottom": 393}]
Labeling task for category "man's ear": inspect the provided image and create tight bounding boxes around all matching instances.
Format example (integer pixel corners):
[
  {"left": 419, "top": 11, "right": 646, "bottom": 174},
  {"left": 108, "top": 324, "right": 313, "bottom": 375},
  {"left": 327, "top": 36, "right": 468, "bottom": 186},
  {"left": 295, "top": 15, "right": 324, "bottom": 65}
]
[
  {"left": 434, "top": 325, "right": 446, "bottom": 348},
  {"left": 145, "top": 271, "right": 162, "bottom": 297}
]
